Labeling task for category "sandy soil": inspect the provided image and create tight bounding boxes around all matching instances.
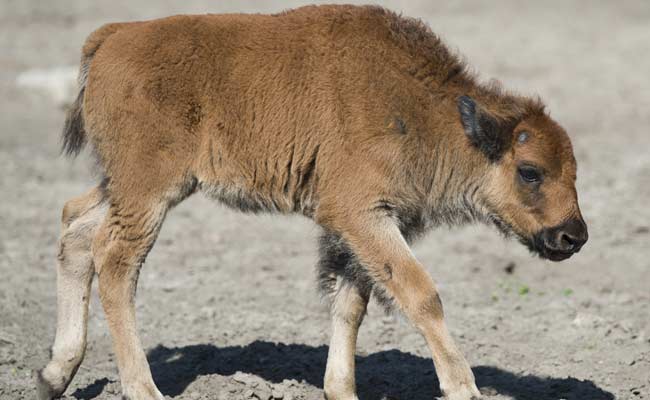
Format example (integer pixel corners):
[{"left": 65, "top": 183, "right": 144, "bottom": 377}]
[{"left": 1, "top": 1, "right": 649, "bottom": 399}]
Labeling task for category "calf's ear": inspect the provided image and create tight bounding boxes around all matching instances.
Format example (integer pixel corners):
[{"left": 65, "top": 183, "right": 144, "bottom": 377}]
[{"left": 457, "top": 95, "right": 507, "bottom": 162}]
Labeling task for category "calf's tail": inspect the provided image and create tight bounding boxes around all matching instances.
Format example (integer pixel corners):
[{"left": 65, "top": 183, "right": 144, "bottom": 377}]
[
  {"left": 61, "top": 22, "right": 131, "bottom": 157},
  {"left": 61, "top": 76, "right": 87, "bottom": 157}
]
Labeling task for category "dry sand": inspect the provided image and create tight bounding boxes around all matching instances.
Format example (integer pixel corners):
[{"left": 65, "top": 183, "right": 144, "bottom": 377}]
[{"left": 1, "top": 1, "right": 649, "bottom": 399}]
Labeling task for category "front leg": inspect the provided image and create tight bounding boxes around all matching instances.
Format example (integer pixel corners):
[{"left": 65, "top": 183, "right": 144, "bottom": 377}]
[
  {"left": 323, "top": 280, "right": 369, "bottom": 400},
  {"left": 318, "top": 232, "right": 372, "bottom": 400},
  {"left": 323, "top": 210, "right": 480, "bottom": 400}
]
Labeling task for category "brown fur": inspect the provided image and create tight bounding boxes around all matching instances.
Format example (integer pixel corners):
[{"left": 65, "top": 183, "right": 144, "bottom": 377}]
[{"left": 40, "top": 5, "right": 586, "bottom": 400}]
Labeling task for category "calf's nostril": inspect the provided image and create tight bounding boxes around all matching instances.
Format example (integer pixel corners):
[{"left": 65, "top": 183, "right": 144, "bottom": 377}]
[{"left": 559, "top": 232, "right": 577, "bottom": 251}]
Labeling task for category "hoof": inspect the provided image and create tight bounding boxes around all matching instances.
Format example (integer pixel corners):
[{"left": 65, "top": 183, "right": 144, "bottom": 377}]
[
  {"left": 121, "top": 382, "right": 165, "bottom": 400},
  {"left": 442, "top": 382, "right": 482, "bottom": 400},
  {"left": 35, "top": 370, "right": 64, "bottom": 400}
]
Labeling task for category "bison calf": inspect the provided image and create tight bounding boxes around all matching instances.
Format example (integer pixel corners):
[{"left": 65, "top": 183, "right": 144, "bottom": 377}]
[{"left": 38, "top": 5, "right": 587, "bottom": 400}]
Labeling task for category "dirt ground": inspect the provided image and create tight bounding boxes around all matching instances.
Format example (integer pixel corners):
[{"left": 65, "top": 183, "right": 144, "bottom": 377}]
[{"left": 1, "top": 1, "right": 649, "bottom": 399}]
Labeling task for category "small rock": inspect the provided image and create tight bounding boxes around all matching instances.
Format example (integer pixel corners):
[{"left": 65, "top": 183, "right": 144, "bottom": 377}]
[
  {"left": 188, "top": 391, "right": 201, "bottom": 399},
  {"left": 233, "top": 371, "right": 265, "bottom": 388},
  {"left": 254, "top": 388, "right": 272, "bottom": 400},
  {"left": 634, "top": 226, "right": 649, "bottom": 234},
  {"left": 216, "top": 390, "right": 230, "bottom": 400},
  {"left": 480, "top": 386, "right": 498, "bottom": 396},
  {"left": 281, "top": 379, "right": 298, "bottom": 387},
  {"left": 572, "top": 312, "right": 604, "bottom": 328}
]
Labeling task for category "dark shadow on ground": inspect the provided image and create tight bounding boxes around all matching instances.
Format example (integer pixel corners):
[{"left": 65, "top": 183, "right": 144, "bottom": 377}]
[
  {"left": 70, "top": 378, "right": 112, "bottom": 400},
  {"left": 72, "top": 341, "right": 614, "bottom": 399}
]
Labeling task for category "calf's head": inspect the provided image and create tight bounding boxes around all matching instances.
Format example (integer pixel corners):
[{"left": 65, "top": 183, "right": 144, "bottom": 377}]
[{"left": 458, "top": 95, "right": 588, "bottom": 261}]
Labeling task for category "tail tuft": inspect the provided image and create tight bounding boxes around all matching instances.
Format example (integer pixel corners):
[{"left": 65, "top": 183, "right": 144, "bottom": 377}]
[
  {"left": 62, "top": 22, "right": 131, "bottom": 158},
  {"left": 61, "top": 86, "right": 86, "bottom": 157}
]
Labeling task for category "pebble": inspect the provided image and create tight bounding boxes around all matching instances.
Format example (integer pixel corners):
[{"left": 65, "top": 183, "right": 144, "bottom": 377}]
[
  {"left": 254, "top": 387, "right": 273, "bottom": 400},
  {"left": 189, "top": 391, "right": 201, "bottom": 399},
  {"left": 480, "top": 386, "right": 498, "bottom": 396},
  {"left": 232, "top": 371, "right": 265, "bottom": 388}
]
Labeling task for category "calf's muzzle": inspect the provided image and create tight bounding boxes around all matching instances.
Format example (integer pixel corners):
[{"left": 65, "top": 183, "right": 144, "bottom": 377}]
[{"left": 535, "top": 218, "right": 588, "bottom": 261}]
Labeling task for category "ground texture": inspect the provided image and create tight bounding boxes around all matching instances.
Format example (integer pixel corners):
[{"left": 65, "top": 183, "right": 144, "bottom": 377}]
[{"left": 1, "top": 1, "right": 649, "bottom": 399}]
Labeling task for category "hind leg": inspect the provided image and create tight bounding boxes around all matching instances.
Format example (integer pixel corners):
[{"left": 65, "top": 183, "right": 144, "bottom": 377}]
[
  {"left": 37, "top": 187, "right": 107, "bottom": 399},
  {"left": 92, "top": 194, "right": 170, "bottom": 400}
]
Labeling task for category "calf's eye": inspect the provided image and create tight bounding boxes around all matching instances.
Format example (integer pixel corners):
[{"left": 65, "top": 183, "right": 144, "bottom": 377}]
[{"left": 518, "top": 166, "right": 542, "bottom": 184}]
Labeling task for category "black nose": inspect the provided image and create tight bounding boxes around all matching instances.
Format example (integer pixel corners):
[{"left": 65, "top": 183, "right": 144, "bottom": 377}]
[{"left": 545, "top": 218, "right": 588, "bottom": 253}]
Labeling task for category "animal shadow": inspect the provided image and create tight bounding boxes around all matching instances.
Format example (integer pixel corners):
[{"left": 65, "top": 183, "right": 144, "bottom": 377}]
[{"left": 72, "top": 341, "right": 614, "bottom": 400}]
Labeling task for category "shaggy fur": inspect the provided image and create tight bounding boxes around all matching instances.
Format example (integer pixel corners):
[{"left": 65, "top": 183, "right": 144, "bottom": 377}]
[{"left": 39, "top": 5, "right": 587, "bottom": 400}]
